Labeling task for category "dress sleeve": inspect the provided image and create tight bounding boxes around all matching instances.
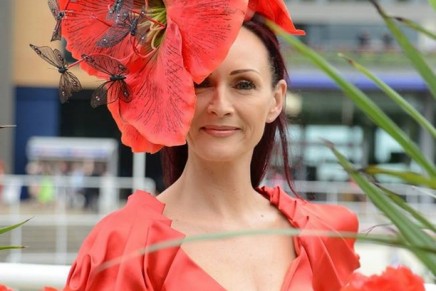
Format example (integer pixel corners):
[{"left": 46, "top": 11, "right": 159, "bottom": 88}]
[
  {"left": 300, "top": 202, "right": 361, "bottom": 291},
  {"left": 64, "top": 210, "right": 153, "bottom": 290}
]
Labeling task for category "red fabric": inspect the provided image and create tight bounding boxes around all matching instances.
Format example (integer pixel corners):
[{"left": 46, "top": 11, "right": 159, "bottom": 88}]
[{"left": 64, "top": 186, "right": 360, "bottom": 290}]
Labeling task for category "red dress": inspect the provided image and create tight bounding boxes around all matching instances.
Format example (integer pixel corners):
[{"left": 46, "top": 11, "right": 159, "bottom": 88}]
[{"left": 64, "top": 186, "right": 360, "bottom": 291}]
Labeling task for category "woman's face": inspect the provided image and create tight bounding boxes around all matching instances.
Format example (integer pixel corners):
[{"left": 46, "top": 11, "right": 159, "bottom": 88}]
[{"left": 186, "top": 26, "right": 286, "bottom": 162}]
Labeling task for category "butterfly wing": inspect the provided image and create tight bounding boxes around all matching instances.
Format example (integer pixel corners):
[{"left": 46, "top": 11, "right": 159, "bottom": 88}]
[
  {"left": 48, "top": 0, "right": 60, "bottom": 18},
  {"left": 83, "top": 54, "right": 130, "bottom": 107},
  {"left": 107, "top": 0, "right": 134, "bottom": 22},
  {"left": 67, "top": 71, "right": 82, "bottom": 93},
  {"left": 81, "top": 54, "right": 128, "bottom": 76},
  {"left": 51, "top": 20, "right": 63, "bottom": 41},
  {"left": 58, "top": 74, "right": 72, "bottom": 103},
  {"left": 58, "top": 71, "right": 82, "bottom": 103},
  {"left": 97, "top": 20, "right": 132, "bottom": 48},
  {"left": 48, "top": 0, "right": 64, "bottom": 41},
  {"left": 107, "top": 79, "right": 131, "bottom": 104},
  {"left": 119, "top": 80, "right": 131, "bottom": 103},
  {"left": 30, "top": 44, "right": 65, "bottom": 69},
  {"left": 60, "top": 71, "right": 82, "bottom": 102},
  {"left": 90, "top": 82, "right": 109, "bottom": 108}
]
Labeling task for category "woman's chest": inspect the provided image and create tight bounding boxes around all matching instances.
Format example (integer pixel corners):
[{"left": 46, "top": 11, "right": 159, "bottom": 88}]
[{"left": 180, "top": 232, "right": 296, "bottom": 291}]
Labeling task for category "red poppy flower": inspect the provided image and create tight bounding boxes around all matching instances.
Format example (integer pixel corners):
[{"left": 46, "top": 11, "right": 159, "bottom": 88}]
[
  {"left": 342, "top": 266, "right": 425, "bottom": 291},
  {"left": 55, "top": 0, "right": 304, "bottom": 152}
]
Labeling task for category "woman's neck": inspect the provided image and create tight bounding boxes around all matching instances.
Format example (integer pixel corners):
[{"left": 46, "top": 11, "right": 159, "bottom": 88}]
[{"left": 159, "top": 155, "right": 267, "bottom": 223}]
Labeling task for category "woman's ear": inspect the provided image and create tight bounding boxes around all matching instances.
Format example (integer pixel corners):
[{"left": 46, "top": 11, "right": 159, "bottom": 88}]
[{"left": 266, "top": 79, "right": 287, "bottom": 123}]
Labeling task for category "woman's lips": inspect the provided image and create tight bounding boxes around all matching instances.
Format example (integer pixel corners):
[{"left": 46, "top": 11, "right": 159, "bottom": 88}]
[{"left": 201, "top": 125, "right": 240, "bottom": 137}]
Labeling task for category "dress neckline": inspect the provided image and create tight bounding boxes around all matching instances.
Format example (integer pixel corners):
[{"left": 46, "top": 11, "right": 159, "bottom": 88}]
[{"left": 136, "top": 186, "right": 301, "bottom": 291}]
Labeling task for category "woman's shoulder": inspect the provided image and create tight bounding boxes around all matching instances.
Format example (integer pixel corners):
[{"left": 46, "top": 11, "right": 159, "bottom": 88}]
[
  {"left": 258, "top": 185, "right": 358, "bottom": 233},
  {"left": 259, "top": 186, "right": 360, "bottom": 290},
  {"left": 65, "top": 191, "right": 170, "bottom": 290},
  {"left": 94, "top": 190, "right": 164, "bottom": 228},
  {"left": 76, "top": 190, "right": 168, "bottom": 255}
]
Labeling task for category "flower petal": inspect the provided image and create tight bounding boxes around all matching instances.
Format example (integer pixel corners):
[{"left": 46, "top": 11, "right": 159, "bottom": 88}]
[
  {"left": 247, "top": 0, "right": 305, "bottom": 35},
  {"left": 110, "top": 20, "right": 195, "bottom": 150},
  {"left": 107, "top": 108, "right": 164, "bottom": 153},
  {"left": 59, "top": 0, "right": 139, "bottom": 75},
  {"left": 166, "top": 0, "right": 248, "bottom": 83}
]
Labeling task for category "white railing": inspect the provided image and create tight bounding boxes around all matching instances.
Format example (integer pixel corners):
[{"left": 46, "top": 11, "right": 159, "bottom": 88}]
[
  {"left": 0, "top": 263, "right": 70, "bottom": 289},
  {"left": 1, "top": 174, "right": 156, "bottom": 214}
]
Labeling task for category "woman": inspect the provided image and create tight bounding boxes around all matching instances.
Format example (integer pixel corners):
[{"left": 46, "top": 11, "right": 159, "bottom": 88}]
[
  {"left": 30, "top": 0, "right": 359, "bottom": 289},
  {"left": 63, "top": 15, "right": 360, "bottom": 291}
]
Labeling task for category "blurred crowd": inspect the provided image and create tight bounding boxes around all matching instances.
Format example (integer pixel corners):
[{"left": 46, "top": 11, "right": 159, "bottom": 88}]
[{"left": 22, "top": 159, "right": 107, "bottom": 211}]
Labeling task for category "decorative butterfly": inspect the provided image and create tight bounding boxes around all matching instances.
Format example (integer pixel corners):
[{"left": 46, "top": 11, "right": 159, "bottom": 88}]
[
  {"left": 97, "top": 6, "right": 147, "bottom": 49},
  {"left": 81, "top": 54, "right": 131, "bottom": 108},
  {"left": 30, "top": 44, "right": 82, "bottom": 103},
  {"left": 48, "top": 0, "right": 72, "bottom": 41},
  {"left": 107, "top": 0, "right": 132, "bottom": 23},
  {"left": 106, "top": 0, "right": 145, "bottom": 21}
]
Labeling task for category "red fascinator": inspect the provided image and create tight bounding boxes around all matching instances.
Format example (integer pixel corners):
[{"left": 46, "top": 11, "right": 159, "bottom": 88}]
[{"left": 33, "top": 0, "right": 304, "bottom": 153}]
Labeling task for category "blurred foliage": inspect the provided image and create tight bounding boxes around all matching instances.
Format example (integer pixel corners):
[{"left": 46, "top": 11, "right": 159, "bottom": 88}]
[
  {"left": 270, "top": 0, "right": 436, "bottom": 277},
  {"left": 0, "top": 219, "right": 29, "bottom": 251}
]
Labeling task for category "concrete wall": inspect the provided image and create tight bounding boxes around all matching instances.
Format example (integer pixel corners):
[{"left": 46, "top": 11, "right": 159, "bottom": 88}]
[{"left": 0, "top": 0, "right": 14, "bottom": 173}]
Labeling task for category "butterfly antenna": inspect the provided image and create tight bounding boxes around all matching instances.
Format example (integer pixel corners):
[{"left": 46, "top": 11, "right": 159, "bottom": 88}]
[{"left": 67, "top": 58, "right": 85, "bottom": 69}]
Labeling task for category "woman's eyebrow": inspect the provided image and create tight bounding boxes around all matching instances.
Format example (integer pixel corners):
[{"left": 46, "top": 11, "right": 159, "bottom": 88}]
[{"left": 230, "top": 69, "right": 260, "bottom": 75}]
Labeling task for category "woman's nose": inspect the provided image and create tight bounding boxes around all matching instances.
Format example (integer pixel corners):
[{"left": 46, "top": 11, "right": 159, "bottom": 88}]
[{"left": 207, "top": 87, "right": 234, "bottom": 117}]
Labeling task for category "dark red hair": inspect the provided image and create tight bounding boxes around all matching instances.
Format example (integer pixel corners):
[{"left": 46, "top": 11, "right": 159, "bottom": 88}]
[{"left": 160, "top": 14, "right": 295, "bottom": 194}]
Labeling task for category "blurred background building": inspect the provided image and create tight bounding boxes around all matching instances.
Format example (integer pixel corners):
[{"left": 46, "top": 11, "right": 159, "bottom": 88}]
[
  {"left": 0, "top": 0, "right": 435, "bottom": 286},
  {"left": 1, "top": 0, "right": 434, "bottom": 185}
]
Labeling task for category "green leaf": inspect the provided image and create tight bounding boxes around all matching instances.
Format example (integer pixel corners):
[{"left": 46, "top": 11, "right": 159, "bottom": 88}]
[
  {"left": 364, "top": 166, "right": 436, "bottom": 188},
  {"left": 0, "top": 218, "right": 31, "bottom": 235},
  {"left": 393, "top": 17, "right": 436, "bottom": 40},
  {"left": 0, "top": 245, "right": 26, "bottom": 251},
  {"left": 377, "top": 185, "right": 436, "bottom": 233},
  {"left": 369, "top": 0, "right": 436, "bottom": 101},
  {"left": 339, "top": 54, "right": 436, "bottom": 139},
  {"left": 327, "top": 142, "right": 436, "bottom": 275},
  {"left": 267, "top": 20, "right": 436, "bottom": 178}
]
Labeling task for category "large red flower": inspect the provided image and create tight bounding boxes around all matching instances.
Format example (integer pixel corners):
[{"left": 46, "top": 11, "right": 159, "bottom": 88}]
[
  {"left": 55, "top": 0, "right": 304, "bottom": 152},
  {"left": 342, "top": 266, "right": 425, "bottom": 291}
]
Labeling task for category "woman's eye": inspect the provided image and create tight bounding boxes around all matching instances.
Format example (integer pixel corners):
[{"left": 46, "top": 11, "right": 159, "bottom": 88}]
[
  {"left": 194, "top": 79, "right": 210, "bottom": 89},
  {"left": 235, "top": 80, "right": 255, "bottom": 90}
]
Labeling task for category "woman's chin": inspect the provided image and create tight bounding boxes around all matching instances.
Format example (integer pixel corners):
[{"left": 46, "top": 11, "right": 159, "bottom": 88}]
[{"left": 190, "top": 143, "right": 249, "bottom": 163}]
